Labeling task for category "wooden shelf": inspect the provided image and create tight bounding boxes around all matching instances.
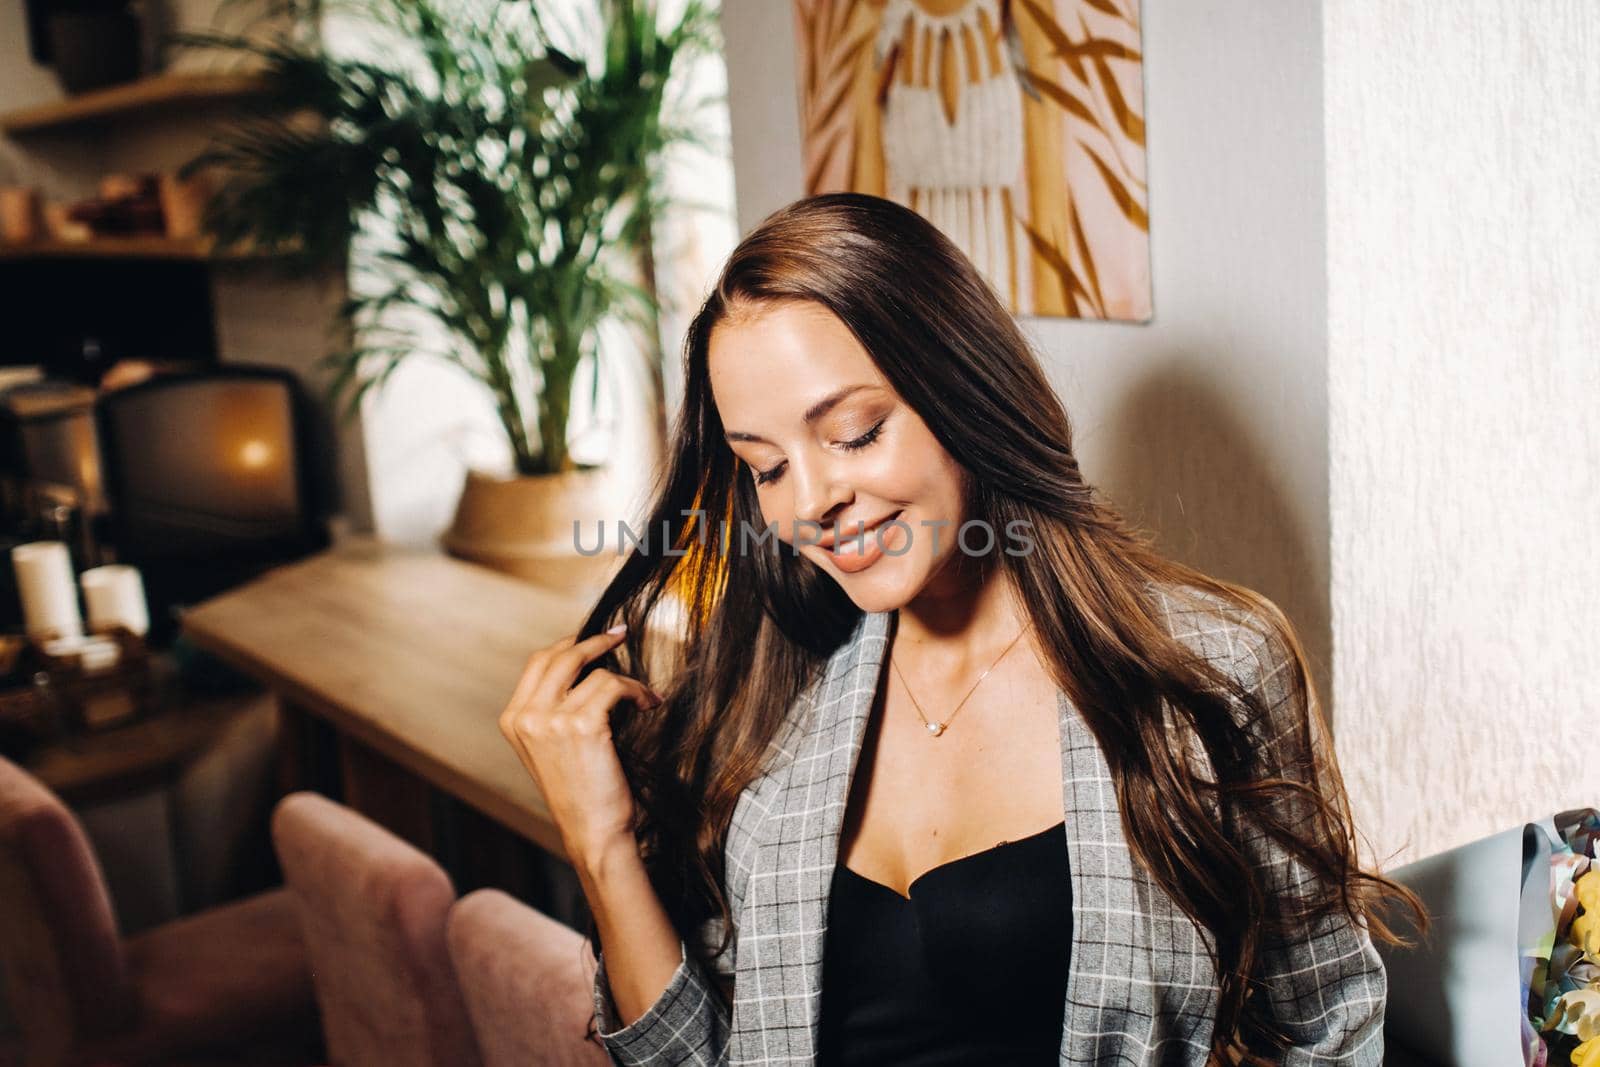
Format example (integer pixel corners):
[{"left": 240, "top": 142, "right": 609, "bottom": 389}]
[
  {"left": 0, "top": 236, "right": 276, "bottom": 262},
  {"left": 0, "top": 72, "right": 272, "bottom": 135}
]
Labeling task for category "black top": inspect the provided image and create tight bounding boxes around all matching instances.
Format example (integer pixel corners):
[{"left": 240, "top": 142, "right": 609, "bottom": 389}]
[{"left": 816, "top": 820, "right": 1072, "bottom": 1066}]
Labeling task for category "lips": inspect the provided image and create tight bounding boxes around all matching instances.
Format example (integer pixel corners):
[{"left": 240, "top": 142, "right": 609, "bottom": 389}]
[{"left": 817, "top": 511, "right": 903, "bottom": 552}]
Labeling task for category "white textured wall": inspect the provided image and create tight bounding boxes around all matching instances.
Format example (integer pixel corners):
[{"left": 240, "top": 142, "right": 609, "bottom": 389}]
[
  {"left": 1325, "top": 2, "right": 1600, "bottom": 867},
  {"left": 721, "top": 1, "right": 1336, "bottom": 698}
]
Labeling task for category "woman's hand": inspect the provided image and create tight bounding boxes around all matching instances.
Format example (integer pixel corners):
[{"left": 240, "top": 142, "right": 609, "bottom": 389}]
[
  {"left": 498, "top": 625, "right": 662, "bottom": 867},
  {"left": 501, "top": 627, "right": 697, "bottom": 1038}
]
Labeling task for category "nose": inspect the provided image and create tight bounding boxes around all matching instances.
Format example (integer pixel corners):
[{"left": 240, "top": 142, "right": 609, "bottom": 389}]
[{"left": 791, "top": 453, "right": 852, "bottom": 532}]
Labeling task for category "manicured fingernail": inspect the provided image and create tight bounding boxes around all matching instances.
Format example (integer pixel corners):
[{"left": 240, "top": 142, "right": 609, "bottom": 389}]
[{"left": 606, "top": 623, "right": 627, "bottom": 636}]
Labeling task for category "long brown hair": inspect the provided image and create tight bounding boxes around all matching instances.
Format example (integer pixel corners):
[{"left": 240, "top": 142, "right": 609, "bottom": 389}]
[{"left": 577, "top": 191, "right": 1426, "bottom": 1063}]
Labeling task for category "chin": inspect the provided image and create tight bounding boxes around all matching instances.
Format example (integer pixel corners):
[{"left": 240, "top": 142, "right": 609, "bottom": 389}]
[
  {"left": 843, "top": 589, "right": 914, "bottom": 615},
  {"left": 830, "top": 563, "right": 923, "bottom": 615}
]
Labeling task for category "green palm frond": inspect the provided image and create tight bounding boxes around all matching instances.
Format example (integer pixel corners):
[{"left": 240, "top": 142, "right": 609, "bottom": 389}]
[{"left": 178, "top": 0, "right": 722, "bottom": 474}]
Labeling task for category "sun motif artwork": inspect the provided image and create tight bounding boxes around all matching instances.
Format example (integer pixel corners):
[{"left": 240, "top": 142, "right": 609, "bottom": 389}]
[{"left": 793, "top": 0, "right": 1151, "bottom": 322}]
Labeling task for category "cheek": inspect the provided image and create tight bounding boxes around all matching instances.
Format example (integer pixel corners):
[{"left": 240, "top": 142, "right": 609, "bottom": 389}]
[{"left": 888, "top": 431, "right": 963, "bottom": 506}]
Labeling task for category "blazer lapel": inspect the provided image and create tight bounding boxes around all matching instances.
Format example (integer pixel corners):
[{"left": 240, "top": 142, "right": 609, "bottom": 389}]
[{"left": 732, "top": 607, "right": 893, "bottom": 1063}]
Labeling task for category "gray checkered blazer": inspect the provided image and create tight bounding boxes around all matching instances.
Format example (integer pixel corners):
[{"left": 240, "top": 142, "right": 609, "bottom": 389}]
[{"left": 590, "top": 584, "right": 1387, "bottom": 1064}]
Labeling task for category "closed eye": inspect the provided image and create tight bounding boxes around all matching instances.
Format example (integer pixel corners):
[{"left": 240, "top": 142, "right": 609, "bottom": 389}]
[{"left": 753, "top": 419, "right": 886, "bottom": 487}]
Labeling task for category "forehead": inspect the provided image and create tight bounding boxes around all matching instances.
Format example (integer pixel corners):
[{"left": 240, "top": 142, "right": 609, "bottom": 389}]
[{"left": 707, "top": 301, "right": 889, "bottom": 424}]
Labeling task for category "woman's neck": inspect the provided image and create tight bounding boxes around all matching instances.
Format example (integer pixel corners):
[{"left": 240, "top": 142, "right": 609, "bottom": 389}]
[{"left": 893, "top": 557, "right": 1031, "bottom": 680}]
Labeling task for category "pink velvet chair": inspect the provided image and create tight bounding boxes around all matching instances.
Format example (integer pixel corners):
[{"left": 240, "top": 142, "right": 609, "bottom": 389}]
[
  {"left": 445, "top": 889, "right": 611, "bottom": 1067},
  {"left": 0, "top": 755, "right": 322, "bottom": 1067},
  {"left": 269, "top": 791, "right": 483, "bottom": 1067}
]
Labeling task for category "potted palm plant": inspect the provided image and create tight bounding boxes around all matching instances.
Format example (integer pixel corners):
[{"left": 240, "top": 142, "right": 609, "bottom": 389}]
[{"left": 178, "top": 0, "right": 718, "bottom": 591}]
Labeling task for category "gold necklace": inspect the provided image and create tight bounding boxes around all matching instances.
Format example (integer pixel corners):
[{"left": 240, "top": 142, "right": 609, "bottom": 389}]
[{"left": 888, "top": 621, "right": 1035, "bottom": 737}]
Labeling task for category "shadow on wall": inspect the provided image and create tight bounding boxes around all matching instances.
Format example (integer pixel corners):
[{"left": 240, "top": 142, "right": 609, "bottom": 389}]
[{"left": 1093, "top": 353, "right": 1334, "bottom": 729}]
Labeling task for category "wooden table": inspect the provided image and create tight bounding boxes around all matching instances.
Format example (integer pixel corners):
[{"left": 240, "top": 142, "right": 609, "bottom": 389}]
[{"left": 178, "top": 537, "right": 598, "bottom": 867}]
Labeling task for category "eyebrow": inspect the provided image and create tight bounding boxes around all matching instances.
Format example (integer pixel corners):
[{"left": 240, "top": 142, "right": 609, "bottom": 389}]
[{"left": 724, "top": 384, "right": 882, "bottom": 444}]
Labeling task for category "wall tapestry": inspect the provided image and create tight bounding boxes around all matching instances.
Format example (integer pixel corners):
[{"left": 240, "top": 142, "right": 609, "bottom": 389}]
[{"left": 793, "top": 0, "right": 1150, "bottom": 321}]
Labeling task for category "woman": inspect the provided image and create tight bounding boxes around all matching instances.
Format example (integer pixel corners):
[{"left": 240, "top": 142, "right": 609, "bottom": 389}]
[{"left": 499, "top": 192, "right": 1426, "bottom": 1066}]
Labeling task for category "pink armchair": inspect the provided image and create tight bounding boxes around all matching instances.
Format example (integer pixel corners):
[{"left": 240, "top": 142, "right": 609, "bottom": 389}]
[
  {"left": 269, "top": 791, "right": 482, "bottom": 1067},
  {"left": 0, "top": 755, "right": 321, "bottom": 1066},
  {"left": 445, "top": 888, "right": 611, "bottom": 1066}
]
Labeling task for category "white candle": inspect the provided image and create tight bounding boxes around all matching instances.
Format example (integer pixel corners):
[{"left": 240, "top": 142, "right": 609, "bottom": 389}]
[
  {"left": 79, "top": 564, "right": 150, "bottom": 638},
  {"left": 79, "top": 634, "right": 122, "bottom": 672},
  {"left": 12, "top": 541, "right": 84, "bottom": 641}
]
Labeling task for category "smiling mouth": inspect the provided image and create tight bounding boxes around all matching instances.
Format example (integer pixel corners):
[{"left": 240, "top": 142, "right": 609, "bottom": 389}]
[{"left": 818, "top": 511, "right": 903, "bottom": 553}]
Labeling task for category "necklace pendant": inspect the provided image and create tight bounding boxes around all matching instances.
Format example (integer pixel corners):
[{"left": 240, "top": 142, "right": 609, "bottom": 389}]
[{"left": 925, "top": 721, "right": 946, "bottom": 737}]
